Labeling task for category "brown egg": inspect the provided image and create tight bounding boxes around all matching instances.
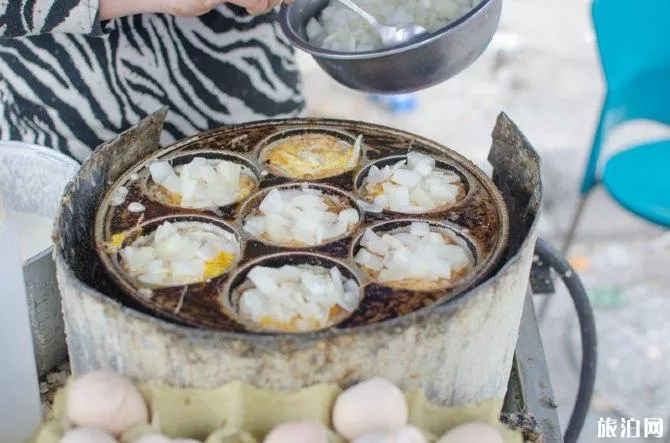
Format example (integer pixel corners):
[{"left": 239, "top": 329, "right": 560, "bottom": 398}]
[
  {"left": 66, "top": 371, "right": 149, "bottom": 435},
  {"left": 351, "top": 425, "right": 427, "bottom": 443},
  {"left": 59, "top": 427, "right": 117, "bottom": 443},
  {"left": 436, "top": 422, "right": 504, "bottom": 443},
  {"left": 263, "top": 420, "right": 329, "bottom": 443},
  {"left": 332, "top": 378, "right": 408, "bottom": 440}
]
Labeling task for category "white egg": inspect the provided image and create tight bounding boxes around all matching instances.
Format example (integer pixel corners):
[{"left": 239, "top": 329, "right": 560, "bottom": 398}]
[
  {"left": 134, "top": 435, "right": 171, "bottom": 443},
  {"left": 332, "top": 378, "right": 408, "bottom": 440},
  {"left": 134, "top": 435, "right": 200, "bottom": 443},
  {"left": 67, "top": 371, "right": 149, "bottom": 435},
  {"left": 59, "top": 427, "right": 117, "bottom": 443},
  {"left": 352, "top": 425, "right": 427, "bottom": 443},
  {"left": 263, "top": 420, "right": 329, "bottom": 443},
  {"left": 436, "top": 422, "right": 504, "bottom": 443}
]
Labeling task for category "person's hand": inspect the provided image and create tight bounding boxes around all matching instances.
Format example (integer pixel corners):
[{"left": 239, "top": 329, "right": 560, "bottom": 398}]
[
  {"left": 100, "top": 0, "right": 292, "bottom": 21},
  {"left": 159, "top": 0, "right": 288, "bottom": 16},
  {"left": 230, "top": 0, "right": 292, "bottom": 15}
]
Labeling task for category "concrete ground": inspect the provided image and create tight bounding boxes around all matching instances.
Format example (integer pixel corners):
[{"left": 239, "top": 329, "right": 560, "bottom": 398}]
[{"left": 297, "top": 0, "right": 670, "bottom": 441}]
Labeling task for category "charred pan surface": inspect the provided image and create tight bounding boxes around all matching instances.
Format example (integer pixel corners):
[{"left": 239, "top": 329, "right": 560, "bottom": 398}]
[{"left": 91, "top": 119, "right": 509, "bottom": 331}]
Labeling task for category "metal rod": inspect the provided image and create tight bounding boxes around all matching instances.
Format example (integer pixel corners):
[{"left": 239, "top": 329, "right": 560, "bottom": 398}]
[
  {"left": 538, "top": 192, "right": 592, "bottom": 323},
  {"left": 561, "top": 192, "right": 591, "bottom": 255}
]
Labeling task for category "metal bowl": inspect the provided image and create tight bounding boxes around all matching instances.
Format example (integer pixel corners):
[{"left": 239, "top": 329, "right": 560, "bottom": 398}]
[{"left": 279, "top": 0, "right": 502, "bottom": 93}]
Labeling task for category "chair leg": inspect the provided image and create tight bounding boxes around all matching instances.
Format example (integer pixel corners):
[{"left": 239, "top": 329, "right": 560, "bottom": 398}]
[
  {"left": 537, "top": 192, "right": 592, "bottom": 323},
  {"left": 561, "top": 193, "right": 591, "bottom": 255}
]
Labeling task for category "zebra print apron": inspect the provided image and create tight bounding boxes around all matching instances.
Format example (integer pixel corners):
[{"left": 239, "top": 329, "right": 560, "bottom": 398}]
[{"left": 0, "top": 3, "right": 305, "bottom": 162}]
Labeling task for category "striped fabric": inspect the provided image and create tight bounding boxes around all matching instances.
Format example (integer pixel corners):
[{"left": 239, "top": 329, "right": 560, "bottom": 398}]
[{"left": 0, "top": 2, "right": 305, "bottom": 161}]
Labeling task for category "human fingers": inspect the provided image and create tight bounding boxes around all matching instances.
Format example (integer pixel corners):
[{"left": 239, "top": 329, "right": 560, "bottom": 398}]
[
  {"left": 246, "top": 0, "right": 283, "bottom": 14},
  {"left": 160, "top": 0, "right": 226, "bottom": 17},
  {"left": 226, "top": 0, "right": 266, "bottom": 11}
]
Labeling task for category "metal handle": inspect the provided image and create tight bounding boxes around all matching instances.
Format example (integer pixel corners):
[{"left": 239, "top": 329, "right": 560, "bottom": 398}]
[{"left": 333, "top": 0, "right": 381, "bottom": 28}]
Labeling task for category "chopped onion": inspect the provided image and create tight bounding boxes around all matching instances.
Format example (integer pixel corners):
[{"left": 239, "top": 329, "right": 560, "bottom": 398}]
[
  {"left": 244, "top": 187, "right": 359, "bottom": 246},
  {"left": 127, "top": 202, "right": 146, "bottom": 213},
  {"left": 357, "top": 222, "right": 469, "bottom": 285},
  {"left": 361, "top": 152, "right": 462, "bottom": 213},
  {"left": 356, "top": 198, "right": 383, "bottom": 214},
  {"left": 119, "top": 221, "right": 239, "bottom": 286},
  {"left": 308, "top": 0, "right": 479, "bottom": 52},
  {"left": 238, "top": 264, "right": 359, "bottom": 332},
  {"left": 348, "top": 135, "right": 363, "bottom": 168},
  {"left": 110, "top": 186, "right": 129, "bottom": 206},
  {"left": 149, "top": 157, "right": 255, "bottom": 208}
]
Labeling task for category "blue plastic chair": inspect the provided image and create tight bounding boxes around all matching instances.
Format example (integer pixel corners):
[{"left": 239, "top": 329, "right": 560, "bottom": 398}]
[{"left": 563, "top": 0, "right": 670, "bottom": 250}]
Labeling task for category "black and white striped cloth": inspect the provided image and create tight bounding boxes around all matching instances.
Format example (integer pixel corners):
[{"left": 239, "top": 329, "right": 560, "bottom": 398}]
[{"left": 0, "top": 2, "right": 305, "bottom": 161}]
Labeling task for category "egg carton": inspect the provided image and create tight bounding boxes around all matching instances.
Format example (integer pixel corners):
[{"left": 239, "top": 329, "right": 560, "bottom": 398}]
[
  {"left": 93, "top": 120, "right": 508, "bottom": 331},
  {"left": 34, "top": 379, "right": 523, "bottom": 443}
]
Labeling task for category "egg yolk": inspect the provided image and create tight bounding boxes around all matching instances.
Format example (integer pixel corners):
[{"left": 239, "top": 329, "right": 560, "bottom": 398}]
[
  {"left": 238, "top": 175, "right": 256, "bottom": 199},
  {"left": 364, "top": 182, "right": 385, "bottom": 198},
  {"left": 203, "top": 251, "right": 235, "bottom": 279},
  {"left": 165, "top": 192, "right": 183, "bottom": 205},
  {"left": 258, "top": 305, "right": 348, "bottom": 332},
  {"left": 110, "top": 232, "right": 126, "bottom": 250}
]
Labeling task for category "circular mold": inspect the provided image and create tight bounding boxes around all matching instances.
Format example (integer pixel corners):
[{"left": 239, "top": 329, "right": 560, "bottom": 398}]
[
  {"left": 351, "top": 219, "right": 477, "bottom": 292},
  {"left": 354, "top": 154, "right": 470, "bottom": 214},
  {"left": 143, "top": 151, "right": 260, "bottom": 209},
  {"left": 103, "top": 215, "right": 243, "bottom": 290},
  {"left": 224, "top": 252, "right": 363, "bottom": 333},
  {"left": 92, "top": 118, "right": 509, "bottom": 332},
  {"left": 238, "top": 182, "right": 362, "bottom": 248},
  {"left": 257, "top": 128, "right": 360, "bottom": 180}
]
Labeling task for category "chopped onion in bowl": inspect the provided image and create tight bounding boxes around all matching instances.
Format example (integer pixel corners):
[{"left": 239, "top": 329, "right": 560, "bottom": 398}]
[
  {"left": 361, "top": 152, "right": 463, "bottom": 213},
  {"left": 355, "top": 222, "right": 471, "bottom": 290},
  {"left": 237, "top": 264, "right": 359, "bottom": 332},
  {"left": 119, "top": 221, "right": 239, "bottom": 286},
  {"left": 148, "top": 157, "right": 256, "bottom": 209},
  {"left": 307, "top": 0, "right": 481, "bottom": 52},
  {"left": 243, "top": 186, "right": 360, "bottom": 246}
]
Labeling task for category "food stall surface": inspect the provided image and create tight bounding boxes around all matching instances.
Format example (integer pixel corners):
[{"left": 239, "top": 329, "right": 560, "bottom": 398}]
[{"left": 43, "top": 99, "right": 592, "bottom": 443}]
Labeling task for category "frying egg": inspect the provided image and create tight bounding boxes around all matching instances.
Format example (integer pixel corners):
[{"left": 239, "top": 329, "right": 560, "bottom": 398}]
[
  {"left": 436, "top": 422, "right": 504, "bottom": 443},
  {"left": 66, "top": 371, "right": 149, "bottom": 435},
  {"left": 332, "top": 378, "right": 408, "bottom": 440},
  {"left": 352, "top": 425, "right": 427, "bottom": 443},
  {"left": 263, "top": 134, "right": 361, "bottom": 179},
  {"left": 59, "top": 428, "right": 117, "bottom": 443},
  {"left": 263, "top": 420, "right": 330, "bottom": 443}
]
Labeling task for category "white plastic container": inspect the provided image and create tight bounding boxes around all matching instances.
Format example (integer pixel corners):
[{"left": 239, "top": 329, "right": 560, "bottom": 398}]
[
  {"left": 0, "top": 193, "right": 42, "bottom": 442},
  {"left": 0, "top": 142, "right": 80, "bottom": 376}
]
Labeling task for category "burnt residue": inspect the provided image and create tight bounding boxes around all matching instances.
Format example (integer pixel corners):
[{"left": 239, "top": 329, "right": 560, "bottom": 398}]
[
  {"left": 89, "top": 116, "right": 509, "bottom": 333},
  {"left": 242, "top": 236, "right": 352, "bottom": 261},
  {"left": 340, "top": 284, "right": 452, "bottom": 327},
  {"left": 145, "top": 278, "right": 245, "bottom": 331}
]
